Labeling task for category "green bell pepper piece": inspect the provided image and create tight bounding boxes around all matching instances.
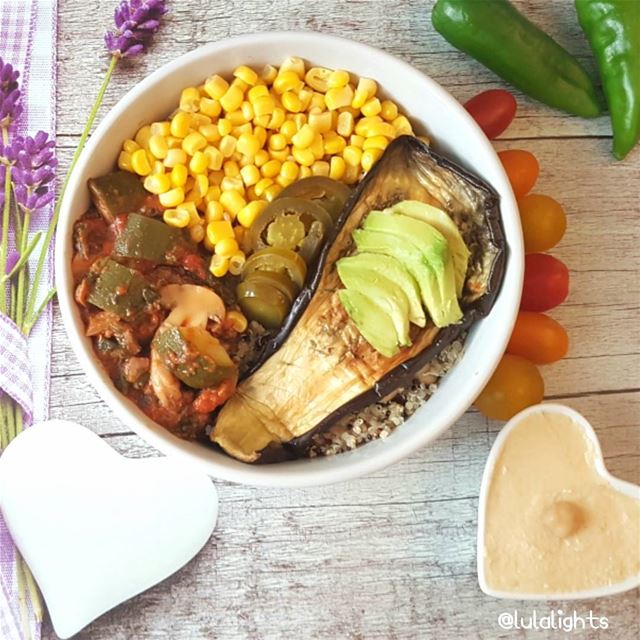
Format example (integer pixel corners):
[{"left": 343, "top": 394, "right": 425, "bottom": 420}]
[
  {"left": 432, "top": 0, "right": 603, "bottom": 118},
  {"left": 576, "top": 0, "right": 640, "bottom": 160},
  {"left": 114, "top": 213, "right": 186, "bottom": 262},
  {"left": 88, "top": 171, "right": 149, "bottom": 223},
  {"left": 88, "top": 259, "right": 157, "bottom": 319}
]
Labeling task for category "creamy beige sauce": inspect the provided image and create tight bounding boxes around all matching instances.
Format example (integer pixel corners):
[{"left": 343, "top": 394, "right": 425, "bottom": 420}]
[{"left": 484, "top": 411, "right": 640, "bottom": 594}]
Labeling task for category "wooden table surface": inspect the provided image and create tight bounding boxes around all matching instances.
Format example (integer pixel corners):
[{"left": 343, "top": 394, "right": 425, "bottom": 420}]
[{"left": 47, "top": 1, "right": 639, "bottom": 638}]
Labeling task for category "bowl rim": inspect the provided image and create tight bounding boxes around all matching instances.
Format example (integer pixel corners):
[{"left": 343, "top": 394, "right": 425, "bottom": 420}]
[
  {"left": 476, "top": 403, "right": 640, "bottom": 600},
  {"left": 55, "top": 30, "right": 524, "bottom": 487}
]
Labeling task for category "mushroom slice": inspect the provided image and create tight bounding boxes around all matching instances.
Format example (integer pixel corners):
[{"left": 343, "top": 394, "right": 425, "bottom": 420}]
[{"left": 160, "top": 284, "right": 226, "bottom": 329}]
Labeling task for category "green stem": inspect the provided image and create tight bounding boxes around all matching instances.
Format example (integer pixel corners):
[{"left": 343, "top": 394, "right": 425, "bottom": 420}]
[
  {"left": 0, "top": 127, "right": 11, "bottom": 315},
  {"left": 24, "top": 55, "right": 118, "bottom": 329},
  {"left": 24, "top": 288, "right": 56, "bottom": 336},
  {"left": 0, "top": 400, "right": 8, "bottom": 450},
  {"left": 14, "top": 208, "right": 31, "bottom": 328},
  {"left": 1, "top": 231, "right": 42, "bottom": 283}
]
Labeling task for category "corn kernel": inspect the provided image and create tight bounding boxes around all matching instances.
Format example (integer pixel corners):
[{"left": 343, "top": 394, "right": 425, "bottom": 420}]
[
  {"left": 215, "top": 237, "right": 239, "bottom": 257},
  {"left": 219, "top": 135, "right": 237, "bottom": 158},
  {"left": 191, "top": 112, "right": 211, "bottom": 127},
  {"left": 209, "top": 254, "right": 229, "bottom": 277},
  {"left": 248, "top": 85, "right": 269, "bottom": 103},
  {"left": 329, "top": 156, "right": 346, "bottom": 181},
  {"left": 233, "top": 123, "right": 252, "bottom": 138},
  {"left": 264, "top": 183, "right": 282, "bottom": 202},
  {"left": 350, "top": 134, "right": 365, "bottom": 149},
  {"left": 166, "top": 136, "right": 182, "bottom": 149},
  {"left": 187, "top": 150, "right": 206, "bottom": 174},
  {"left": 164, "top": 148, "right": 187, "bottom": 168},
  {"left": 240, "top": 164, "right": 261, "bottom": 187},
  {"left": 227, "top": 109, "right": 247, "bottom": 126},
  {"left": 311, "top": 160, "right": 330, "bottom": 177},
  {"left": 280, "top": 56, "right": 305, "bottom": 78},
  {"left": 222, "top": 160, "right": 240, "bottom": 178},
  {"left": 363, "top": 135, "right": 389, "bottom": 151},
  {"left": 192, "top": 174, "right": 209, "bottom": 199},
  {"left": 254, "top": 149, "right": 270, "bottom": 167},
  {"left": 180, "top": 87, "right": 201, "bottom": 112},
  {"left": 334, "top": 111, "right": 353, "bottom": 138},
  {"left": 292, "top": 146, "right": 314, "bottom": 167},
  {"left": 163, "top": 208, "right": 190, "bottom": 228},
  {"left": 392, "top": 115, "right": 413, "bottom": 135},
  {"left": 323, "top": 132, "right": 346, "bottom": 155},
  {"left": 325, "top": 85, "right": 354, "bottom": 111},
  {"left": 176, "top": 201, "right": 199, "bottom": 225},
  {"left": 299, "top": 166, "right": 312, "bottom": 179},
  {"left": 199, "top": 97, "right": 221, "bottom": 119},
  {"left": 290, "top": 123, "right": 315, "bottom": 149},
  {"left": 368, "top": 122, "right": 396, "bottom": 138},
  {"left": 351, "top": 78, "right": 377, "bottom": 109},
  {"left": 361, "top": 97, "right": 382, "bottom": 117},
  {"left": 308, "top": 110, "right": 332, "bottom": 134},
  {"left": 151, "top": 121, "right": 171, "bottom": 137},
  {"left": 273, "top": 70, "right": 301, "bottom": 94},
  {"left": 148, "top": 134, "right": 168, "bottom": 160},
  {"left": 233, "top": 65, "right": 258, "bottom": 86},
  {"left": 131, "top": 148, "right": 152, "bottom": 175},
  {"left": 261, "top": 64, "right": 278, "bottom": 84},
  {"left": 380, "top": 100, "right": 398, "bottom": 121},
  {"left": 189, "top": 224, "right": 205, "bottom": 243},
  {"left": 204, "top": 146, "right": 223, "bottom": 171},
  {"left": 123, "top": 139, "right": 140, "bottom": 154},
  {"left": 252, "top": 114, "right": 270, "bottom": 128},
  {"left": 310, "top": 92, "right": 326, "bottom": 110},
  {"left": 343, "top": 162, "right": 360, "bottom": 184},
  {"left": 117, "top": 151, "right": 133, "bottom": 172},
  {"left": 268, "top": 133, "right": 287, "bottom": 151},
  {"left": 361, "top": 147, "right": 384, "bottom": 172},
  {"left": 159, "top": 187, "right": 185, "bottom": 208},
  {"left": 143, "top": 172, "right": 171, "bottom": 194},
  {"left": 215, "top": 119, "right": 230, "bottom": 138},
  {"left": 236, "top": 133, "right": 260, "bottom": 158},
  {"left": 292, "top": 113, "right": 307, "bottom": 130},
  {"left": 221, "top": 176, "right": 244, "bottom": 193},
  {"left": 207, "top": 219, "right": 235, "bottom": 244},
  {"left": 343, "top": 145, "right": 362, "bottom": 167},
  {"left": 354, "top": 116, "right": 382, "bottom": 137},
  {"left": 254, "top": 177, "right": 273, "bottom": 197},
  {"left": 204, "top": 74, "right": 229, "bottom": 100},
  {"left": 152, "top": 160, "right": 165, "bottom": 174},
  {"left": 261, "top": 159, "right": 281, "bottom": 178},
  {"left": 170, "top": 112, "right": 192, "bottom": 138},
  {"left": 305, "top": 67, "right": 332, "bottom": 93},
  {"left": 267, "top": 107, "right": 285, "bottom": 130},
  {"left": 281, "top": 91, "right": 302, "bottom": 113},
  {"left": 234, "top": 225, "right": 246, "bottom": 243},
  {"left": 220, "top": 84, "right": 244, "bottom": 112},
  {"left": 237, "top": 200, "right": 267, "bottom": 228},
  {"left": 279, "top": 120, "right": 297, "bottom": 142},
  {"left": 206, "top": 200, "right": 225, "bottom": 223},
  {"left": 205, "top": 185, "right": 221, "bottom": 203},
  {"left": 182, "top": 131, "right": 207, "bottom": 155},
  {"left": 208, "top": 169, "right": 224, "bottom": 185},
  {"left": 238, "top": 101, "right": 253, "bottom": 122},
  {"left": 270, "top": 148, "right": 290, "bottom": 162},
  {"left": 254, "top": 126, "right": 267, "bottom": 147},
  {"left": 309, "top": 134, "right": 324, "bottom": 160},
  {"left": 199, "top": 124, "right": 221, "bottom": 144},
  {"left": 228, "top": 307, "right": 248, "bottom": 332},
  {"left": 298, "top": 88, "right": 313, "bottom": 111},
  {"left": 134, "top": 125, "right": 152, "bottom": 149},
  {"left": 220, "top": 190, "right": 246, "bottom": 216},
  {"left": 280, "top": 160, "right": 299, "bottom": 182}
]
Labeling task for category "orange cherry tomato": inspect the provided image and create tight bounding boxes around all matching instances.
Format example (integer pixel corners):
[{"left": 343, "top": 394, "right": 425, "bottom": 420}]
[
  {"left": 464, "top": 89, "right": 517, "bottom": 139},
  {"left": 474, "top": 354, "right": 544, "bottom": 421},
  {"left": 518, "top": 194, "right": 567, "bottom": 253},
  {"left": 498, "top": 149, "right": 539, "bottom": 199},
  {"left": 507, "top": 311, "right": 569, "bottom": 364}
]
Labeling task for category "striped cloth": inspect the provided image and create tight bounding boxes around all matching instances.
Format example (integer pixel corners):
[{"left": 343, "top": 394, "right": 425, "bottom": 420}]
[{"left": 0, "top": 1, "right": 57, "bottom": 639}]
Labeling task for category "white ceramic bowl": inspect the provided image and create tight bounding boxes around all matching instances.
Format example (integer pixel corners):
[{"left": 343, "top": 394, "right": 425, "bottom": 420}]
[{"left": 56, "top": 31, "right": 523, "bottom": 487}]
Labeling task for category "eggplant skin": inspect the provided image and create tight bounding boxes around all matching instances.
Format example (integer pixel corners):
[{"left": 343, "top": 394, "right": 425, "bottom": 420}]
[{"left": 215, "top": 136, "right": 507, "bottom": 463}]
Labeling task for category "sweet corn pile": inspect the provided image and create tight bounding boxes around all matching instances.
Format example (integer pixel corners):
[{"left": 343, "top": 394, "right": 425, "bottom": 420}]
[{"left": 117, "top": 57, "right": 417, "bottom": 277}]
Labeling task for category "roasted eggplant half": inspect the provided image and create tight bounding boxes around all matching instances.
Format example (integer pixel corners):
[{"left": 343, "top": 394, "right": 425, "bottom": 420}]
[{"left": 211, "top": 136, "right": 507, "bottom": 463}]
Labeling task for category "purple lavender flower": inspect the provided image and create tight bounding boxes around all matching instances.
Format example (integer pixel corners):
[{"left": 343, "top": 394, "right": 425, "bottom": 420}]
[
  {"left": 104, "top": 0, "right": 168, "bottom": 58},
  {"left": 0, "top": 57, "right": 22, "bottom": 129},
  {"left": 0, "top": 131, "right": 57, "bottom": 213}
]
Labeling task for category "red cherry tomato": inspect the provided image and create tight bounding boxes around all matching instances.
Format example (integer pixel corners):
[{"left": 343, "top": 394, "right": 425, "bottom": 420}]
[
  {"left": 507, "top": 311, "right": 569, "bottom": 364},
  {"left": 499, "top": 149, "right": 539, "bottom": 199},
  {"left": 518, "top": 194, "right": 567, "bottom": 253},
  {"left": 475, "top": 354, "right": 544, "bottom": 421},
  {"left": 521, "top": 254, "right": 569, "bottom": 312},
  {"left": 464, "top": 89, "right": 517, "bottom": 139}
]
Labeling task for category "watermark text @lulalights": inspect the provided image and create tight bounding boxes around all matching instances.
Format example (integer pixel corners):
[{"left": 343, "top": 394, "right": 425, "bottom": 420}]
[{"left": 497, "top": 609, "right": 609, "bottom": 632}]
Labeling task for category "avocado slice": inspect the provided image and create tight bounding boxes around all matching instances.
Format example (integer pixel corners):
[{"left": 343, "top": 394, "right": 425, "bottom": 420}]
[
  {"left": 337, "top": 259, "right": 411, "bottom": 347},
  {"left": 360, "top": 213, "right": 462, "bottom": 326},
  {"left": 388, "top": 200, "right": 470, "bottom": 297},
  {"left": 338, "top": 289, "right": 399, "bottom": 358},
  {"left": 337, "top": 253, "right": 426, "bottom": 327}
]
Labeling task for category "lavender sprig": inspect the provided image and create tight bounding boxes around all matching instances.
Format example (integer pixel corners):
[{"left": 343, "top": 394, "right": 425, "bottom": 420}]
[
  {"left": 1, "top": 132, "right": 57, "bottom": 213},
  {"left": 0, "top": 57, "right": 22, "bottom": 130},
  {"left": 105, "top": 0, "right": 167, "bottom": 58}
]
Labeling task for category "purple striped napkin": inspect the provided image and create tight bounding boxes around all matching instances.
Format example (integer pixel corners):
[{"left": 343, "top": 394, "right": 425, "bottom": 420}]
[{"left": 0, "top": 1, "right": 57, "bottom": 639}]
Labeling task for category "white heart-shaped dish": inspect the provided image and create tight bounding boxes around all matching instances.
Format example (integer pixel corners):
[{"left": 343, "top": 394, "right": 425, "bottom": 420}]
[
  {"left": 0, "top": 420, "right": 218, "bottom": 638},
  {"left": 477, "top": 403, "right": 640, "bottom": 600}
]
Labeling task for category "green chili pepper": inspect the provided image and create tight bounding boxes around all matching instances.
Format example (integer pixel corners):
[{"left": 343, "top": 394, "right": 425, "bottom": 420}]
[
  {"left": 431, "top": 0, "right": 603, "bottom": 118},
  {"left": 576, "top": 0, "right": 640, "bottom": 160}
]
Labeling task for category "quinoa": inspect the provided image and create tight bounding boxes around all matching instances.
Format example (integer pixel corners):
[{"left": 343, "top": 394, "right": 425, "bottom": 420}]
[{"left": 308, "top": 337, "right": 466, "bottom": 457}]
